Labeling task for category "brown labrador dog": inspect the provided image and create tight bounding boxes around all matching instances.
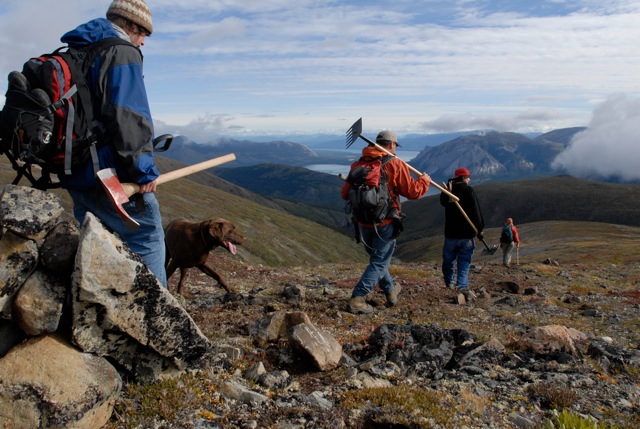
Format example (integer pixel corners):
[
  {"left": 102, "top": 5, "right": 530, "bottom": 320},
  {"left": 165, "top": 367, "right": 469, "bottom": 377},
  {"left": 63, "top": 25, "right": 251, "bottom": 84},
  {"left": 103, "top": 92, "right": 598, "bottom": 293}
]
[{"left": 164, "top": 218, "right": 246, "bottom": 295}]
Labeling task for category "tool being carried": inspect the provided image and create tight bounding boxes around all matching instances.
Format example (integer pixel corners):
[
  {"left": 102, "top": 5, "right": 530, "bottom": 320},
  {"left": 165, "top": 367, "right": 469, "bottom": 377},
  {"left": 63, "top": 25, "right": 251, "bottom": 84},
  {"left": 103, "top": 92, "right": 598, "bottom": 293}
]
[
  {"left": 98, "top": 153, "right": 236, "bottom": 230},
  {"left": 346, "top": 118, "right": 459, "bottom": 202},
  {"left": 442, "top": 181, "right": 498, "bottom": 255}
]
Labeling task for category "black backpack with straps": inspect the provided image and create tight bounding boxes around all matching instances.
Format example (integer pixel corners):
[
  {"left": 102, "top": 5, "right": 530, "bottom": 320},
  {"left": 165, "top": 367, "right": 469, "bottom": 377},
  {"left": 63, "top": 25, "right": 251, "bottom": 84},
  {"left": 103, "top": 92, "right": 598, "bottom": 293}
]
[
  {"left": 0, "top": 37, "right": 131, "bottom": 189},
  {"left": 345, "top": 154, "right": 395, "bottom": 225}
]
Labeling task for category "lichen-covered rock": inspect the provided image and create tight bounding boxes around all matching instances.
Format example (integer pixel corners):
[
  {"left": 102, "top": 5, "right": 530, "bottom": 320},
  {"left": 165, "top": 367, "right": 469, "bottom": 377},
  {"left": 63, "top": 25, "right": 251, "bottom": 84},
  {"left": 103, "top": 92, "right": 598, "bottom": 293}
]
[
  {"left": 0, "top": 185, "right": 64, "bottom": 241},
  {"left": 71, "top": 213, "right": 211, "bottom": 382}
]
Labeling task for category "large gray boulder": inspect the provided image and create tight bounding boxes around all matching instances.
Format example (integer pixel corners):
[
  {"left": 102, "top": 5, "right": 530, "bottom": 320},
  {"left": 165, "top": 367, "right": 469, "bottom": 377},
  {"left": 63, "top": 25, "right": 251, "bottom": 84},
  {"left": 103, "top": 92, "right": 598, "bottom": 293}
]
[
  {"left": 0, "top": 334, "right": 121, "bottom": 429},
  {"left": 71, "top": 212, "right": 212, "bottom": 381}
]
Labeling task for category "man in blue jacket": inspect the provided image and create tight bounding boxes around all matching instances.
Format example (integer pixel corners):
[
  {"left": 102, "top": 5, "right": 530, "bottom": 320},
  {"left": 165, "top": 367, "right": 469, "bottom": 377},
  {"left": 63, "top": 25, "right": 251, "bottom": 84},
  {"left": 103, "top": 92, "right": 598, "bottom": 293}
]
[{"left": 60, "top": 0, "right": 166, "bottom": 287}]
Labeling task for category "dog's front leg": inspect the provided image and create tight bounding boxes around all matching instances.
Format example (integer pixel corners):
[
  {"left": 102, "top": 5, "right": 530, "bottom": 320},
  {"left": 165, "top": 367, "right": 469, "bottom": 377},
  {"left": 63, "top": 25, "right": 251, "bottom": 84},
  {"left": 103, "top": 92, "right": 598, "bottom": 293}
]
[
  {"left": 177, "top": 268, "right": 190, "bottom": 295},
  {"left": 197, "top": 262, "right": 236, "bottom": 294}
]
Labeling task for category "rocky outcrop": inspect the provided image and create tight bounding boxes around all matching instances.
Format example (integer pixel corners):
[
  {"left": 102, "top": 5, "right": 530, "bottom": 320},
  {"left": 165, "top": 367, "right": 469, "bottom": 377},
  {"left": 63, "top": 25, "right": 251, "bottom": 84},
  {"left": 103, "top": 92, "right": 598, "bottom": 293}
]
[{"left": 0, "top": 185, "right": 213, "bottom": 428}]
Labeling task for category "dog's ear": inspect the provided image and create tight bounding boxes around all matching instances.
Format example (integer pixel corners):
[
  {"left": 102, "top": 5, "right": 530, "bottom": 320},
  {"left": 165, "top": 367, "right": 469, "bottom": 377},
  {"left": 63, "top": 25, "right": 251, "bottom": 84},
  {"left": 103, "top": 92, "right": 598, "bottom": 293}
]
[{"left": 209, "top": 218, "right": 232, "bottom": 242}]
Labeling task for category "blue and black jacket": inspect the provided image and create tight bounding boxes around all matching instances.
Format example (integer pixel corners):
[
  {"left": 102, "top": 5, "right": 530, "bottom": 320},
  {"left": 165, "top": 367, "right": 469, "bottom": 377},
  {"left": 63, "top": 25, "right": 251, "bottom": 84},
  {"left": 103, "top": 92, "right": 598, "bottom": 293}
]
[{"left": 59, "top": 18, "right": 159, "bottom": 190}]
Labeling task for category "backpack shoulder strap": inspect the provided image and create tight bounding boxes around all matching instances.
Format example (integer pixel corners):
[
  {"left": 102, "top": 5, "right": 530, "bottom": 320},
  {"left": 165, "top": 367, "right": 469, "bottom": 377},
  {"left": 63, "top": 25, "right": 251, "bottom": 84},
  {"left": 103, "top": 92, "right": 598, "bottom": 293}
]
[{"left": 61, "top": 38, "right": 134, "bottom": 175}]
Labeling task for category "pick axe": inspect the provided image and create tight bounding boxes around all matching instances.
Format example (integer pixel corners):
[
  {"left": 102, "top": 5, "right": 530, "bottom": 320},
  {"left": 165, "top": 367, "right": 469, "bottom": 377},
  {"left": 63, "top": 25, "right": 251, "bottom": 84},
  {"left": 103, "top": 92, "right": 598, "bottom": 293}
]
[
  {"left": 97, "top": 153, "right": 236, "bottom": 230},
  {"left": 346, "top": 118, "right": 459, "bottom": 202}
]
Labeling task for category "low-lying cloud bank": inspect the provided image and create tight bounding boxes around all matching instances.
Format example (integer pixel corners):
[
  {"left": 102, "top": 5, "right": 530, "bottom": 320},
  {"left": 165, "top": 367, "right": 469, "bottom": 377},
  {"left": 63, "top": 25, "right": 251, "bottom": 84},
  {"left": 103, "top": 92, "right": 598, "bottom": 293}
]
[{"left": 552, "top": 94, "right": 640, "bottom": 182}]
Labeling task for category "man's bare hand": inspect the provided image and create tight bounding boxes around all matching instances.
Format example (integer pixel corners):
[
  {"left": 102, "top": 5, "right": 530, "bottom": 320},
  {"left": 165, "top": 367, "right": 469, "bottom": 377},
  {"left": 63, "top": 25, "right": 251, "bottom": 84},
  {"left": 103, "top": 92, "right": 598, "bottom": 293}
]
[{"left": 138, "top": 180, "right": 157, "bottom": 193}]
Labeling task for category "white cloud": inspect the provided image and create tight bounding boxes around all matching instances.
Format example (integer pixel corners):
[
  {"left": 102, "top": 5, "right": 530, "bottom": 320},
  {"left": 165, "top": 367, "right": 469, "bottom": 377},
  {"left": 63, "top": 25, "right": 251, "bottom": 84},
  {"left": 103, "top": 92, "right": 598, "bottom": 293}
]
[
  {"left": 552, "top": 94, "right": 640, "bottom": 181},
  {"left": 1, "top": 1, "right": 640, "bottom": 135}
]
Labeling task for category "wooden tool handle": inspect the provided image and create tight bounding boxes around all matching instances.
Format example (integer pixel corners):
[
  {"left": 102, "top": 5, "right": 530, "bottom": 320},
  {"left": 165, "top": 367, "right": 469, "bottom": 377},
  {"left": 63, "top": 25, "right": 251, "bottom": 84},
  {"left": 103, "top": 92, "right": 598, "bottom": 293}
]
[
  {"left": 157, "top": 153, "right": 236, "bottom": 185},
  {"left": 122, "top": 153, "right": 236, "bottom": 197},
  {"left": 367, "top": 139, "right": 459, "bottom": 201},
  {"left": 442, "top": 181, "right": 477, "bottom": 233}
]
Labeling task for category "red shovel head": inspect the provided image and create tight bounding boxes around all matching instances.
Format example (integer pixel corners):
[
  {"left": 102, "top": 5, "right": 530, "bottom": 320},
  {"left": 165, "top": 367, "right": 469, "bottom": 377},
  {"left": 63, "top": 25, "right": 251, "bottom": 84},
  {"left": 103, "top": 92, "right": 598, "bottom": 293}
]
[{"left": 97, "top": 168, "right": 141, "bottom": 230}]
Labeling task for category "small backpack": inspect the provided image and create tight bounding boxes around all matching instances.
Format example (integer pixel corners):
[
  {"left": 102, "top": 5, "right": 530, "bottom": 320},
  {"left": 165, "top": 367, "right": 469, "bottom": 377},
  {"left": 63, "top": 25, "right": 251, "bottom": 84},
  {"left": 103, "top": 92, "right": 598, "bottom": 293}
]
[
  {"left": 0, "top": 37, "right": 130, "bottom": 189},
  {"left": 345, "top": 155, "right": 395, "bottom": 225},
  {"left": 500, "top": 225, "right": 513, "bottom": 243}
]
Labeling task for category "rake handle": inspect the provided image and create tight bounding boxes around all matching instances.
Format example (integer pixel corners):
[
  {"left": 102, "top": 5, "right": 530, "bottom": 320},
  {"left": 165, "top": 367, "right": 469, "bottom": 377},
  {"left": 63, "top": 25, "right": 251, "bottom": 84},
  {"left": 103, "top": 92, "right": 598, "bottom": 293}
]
[
  {"left": 442, "top": 181, "right": 493, "bottom": 252},
  {"left": 441, "top": 181, "right": 478, "bottom": 234},
  {"left": 357, "top": 135, "right": 459, "bottom": 201}
]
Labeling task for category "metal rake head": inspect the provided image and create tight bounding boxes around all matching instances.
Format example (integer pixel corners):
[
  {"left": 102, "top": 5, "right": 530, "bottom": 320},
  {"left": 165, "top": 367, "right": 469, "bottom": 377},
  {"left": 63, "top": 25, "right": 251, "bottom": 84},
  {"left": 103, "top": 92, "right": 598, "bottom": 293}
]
[{"left": 345, "top": 117, "right": 363, "bottom": 148}]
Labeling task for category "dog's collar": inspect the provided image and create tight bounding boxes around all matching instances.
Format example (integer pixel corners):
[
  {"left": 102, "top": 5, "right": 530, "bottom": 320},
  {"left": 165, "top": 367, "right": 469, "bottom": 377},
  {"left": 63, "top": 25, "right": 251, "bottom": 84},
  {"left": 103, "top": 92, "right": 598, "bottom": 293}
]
[{"left": 199, "top": 221, "right": 218, "bottom": 249}]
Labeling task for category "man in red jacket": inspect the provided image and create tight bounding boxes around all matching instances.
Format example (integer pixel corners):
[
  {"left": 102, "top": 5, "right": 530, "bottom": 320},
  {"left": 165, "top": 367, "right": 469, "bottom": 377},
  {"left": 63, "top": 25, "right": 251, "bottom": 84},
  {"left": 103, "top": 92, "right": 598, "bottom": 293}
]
[{"left": 341, "top": 130, "right": 431, "bottom": 314}]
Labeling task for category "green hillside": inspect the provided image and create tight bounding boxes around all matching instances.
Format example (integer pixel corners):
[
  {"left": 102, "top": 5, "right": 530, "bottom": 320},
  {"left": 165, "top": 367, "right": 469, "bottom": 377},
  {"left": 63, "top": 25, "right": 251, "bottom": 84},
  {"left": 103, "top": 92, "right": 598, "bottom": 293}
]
[
  {"left": 0, "top": 155, "right": 366, "bottom": 267},
  {"left": 400, "top": 175, "right": 640, "bottom": 243}
]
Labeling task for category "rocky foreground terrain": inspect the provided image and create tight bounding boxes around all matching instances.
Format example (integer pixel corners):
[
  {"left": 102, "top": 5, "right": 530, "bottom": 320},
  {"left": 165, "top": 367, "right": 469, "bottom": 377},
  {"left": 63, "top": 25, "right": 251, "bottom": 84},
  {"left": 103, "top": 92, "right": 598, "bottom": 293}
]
[{"left": 106, "top": 248, "right": 640, "bottom": 428}]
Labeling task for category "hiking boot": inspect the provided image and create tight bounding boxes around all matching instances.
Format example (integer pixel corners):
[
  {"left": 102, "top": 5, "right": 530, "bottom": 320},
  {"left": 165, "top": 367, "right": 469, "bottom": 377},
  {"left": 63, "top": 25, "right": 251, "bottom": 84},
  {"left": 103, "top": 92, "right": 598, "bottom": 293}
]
[
  {"left": 348, "top": 296, "right": 373, "bottom": 314},
  {"left": 385, "top": 285, "right": 402, "bottom": 307}
]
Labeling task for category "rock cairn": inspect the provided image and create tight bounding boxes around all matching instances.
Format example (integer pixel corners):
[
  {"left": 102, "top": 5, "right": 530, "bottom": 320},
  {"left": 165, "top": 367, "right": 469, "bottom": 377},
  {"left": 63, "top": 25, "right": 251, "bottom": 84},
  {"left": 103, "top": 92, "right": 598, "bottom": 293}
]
[{"left": 0, "top": 185, "right": 211, "bottom": 428}]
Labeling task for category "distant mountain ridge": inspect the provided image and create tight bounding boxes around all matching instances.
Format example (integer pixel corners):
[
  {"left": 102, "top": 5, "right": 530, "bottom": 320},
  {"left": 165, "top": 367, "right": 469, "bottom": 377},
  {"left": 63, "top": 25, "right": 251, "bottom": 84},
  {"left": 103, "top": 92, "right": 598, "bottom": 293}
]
[
  {"left": 162, "top": 136, "right": 327, "bottom": 168},
  {"left": 165, "top": 127, "right": 588, "bottom": 186},
  {"left": 411, "top": 127, "right": 587, "bottom": 184}
]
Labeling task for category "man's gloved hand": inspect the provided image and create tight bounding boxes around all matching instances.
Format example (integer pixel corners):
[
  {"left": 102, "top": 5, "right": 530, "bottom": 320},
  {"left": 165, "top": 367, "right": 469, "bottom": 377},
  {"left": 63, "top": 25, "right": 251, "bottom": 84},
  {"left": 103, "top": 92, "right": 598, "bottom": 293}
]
[{"left": 476, "top": 231, "right": 484, "bottom": 241}]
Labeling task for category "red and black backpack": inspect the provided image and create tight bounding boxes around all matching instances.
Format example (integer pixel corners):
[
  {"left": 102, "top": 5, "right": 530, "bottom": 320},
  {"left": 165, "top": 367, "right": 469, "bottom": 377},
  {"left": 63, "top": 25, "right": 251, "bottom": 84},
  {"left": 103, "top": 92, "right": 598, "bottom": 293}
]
[{"left": 0, "top": 37, "right": 130, "bottom": 189}]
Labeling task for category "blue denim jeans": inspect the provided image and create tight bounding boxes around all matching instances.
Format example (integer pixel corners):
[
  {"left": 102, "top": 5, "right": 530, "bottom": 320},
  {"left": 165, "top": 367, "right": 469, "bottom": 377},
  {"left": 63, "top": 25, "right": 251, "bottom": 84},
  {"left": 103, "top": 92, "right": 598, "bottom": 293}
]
[
  {"left": 352, "top": 223, "right": 396, "bottom": 297},
  {"left": 442, "top": 237, "right": 475, "bottom": 290},
  {"left": 68, "top": 188, "right": 167, "bottom": 288}
]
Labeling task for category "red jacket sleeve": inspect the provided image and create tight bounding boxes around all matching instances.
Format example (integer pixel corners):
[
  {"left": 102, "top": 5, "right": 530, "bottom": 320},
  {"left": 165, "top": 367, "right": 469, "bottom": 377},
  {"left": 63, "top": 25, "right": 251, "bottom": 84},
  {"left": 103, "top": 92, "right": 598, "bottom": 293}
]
[
  {"left": 341, "top": 180, "right": 350, "bottom": 200},
  {"left": 512, "top": 225, "right": 520, "bottom": 243},
  {"left": 386, "top": 158, "right": 430, "bottom": 200}
]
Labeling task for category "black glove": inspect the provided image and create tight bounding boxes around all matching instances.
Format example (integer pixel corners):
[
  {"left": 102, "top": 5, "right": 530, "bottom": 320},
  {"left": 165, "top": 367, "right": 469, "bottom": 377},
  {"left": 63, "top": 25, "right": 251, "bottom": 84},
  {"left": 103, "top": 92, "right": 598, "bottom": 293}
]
[{"left": 476, "top": 231, "right": 484, "bottom": 241}]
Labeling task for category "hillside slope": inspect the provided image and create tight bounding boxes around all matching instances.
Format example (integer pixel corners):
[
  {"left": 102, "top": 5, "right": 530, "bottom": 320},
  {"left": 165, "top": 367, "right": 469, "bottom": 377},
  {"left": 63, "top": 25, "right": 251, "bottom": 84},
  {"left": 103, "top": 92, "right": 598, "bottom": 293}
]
[
  {"left": 0, "top": 155, "right": 365, "bottom": 267},
  {"left": 400, "top": 175, "right": 640, "bottom": 246}
]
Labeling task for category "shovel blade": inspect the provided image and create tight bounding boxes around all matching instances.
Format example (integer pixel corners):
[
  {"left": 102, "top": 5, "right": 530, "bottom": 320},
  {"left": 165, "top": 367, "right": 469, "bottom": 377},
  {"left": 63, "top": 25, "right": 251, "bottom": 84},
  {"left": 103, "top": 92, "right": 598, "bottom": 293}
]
[
  {"left": 97, "top": 168, "right": 140, "bottom": 230},
  {"left": 481, "top": 243, "right": 499, "bottom": 256}
]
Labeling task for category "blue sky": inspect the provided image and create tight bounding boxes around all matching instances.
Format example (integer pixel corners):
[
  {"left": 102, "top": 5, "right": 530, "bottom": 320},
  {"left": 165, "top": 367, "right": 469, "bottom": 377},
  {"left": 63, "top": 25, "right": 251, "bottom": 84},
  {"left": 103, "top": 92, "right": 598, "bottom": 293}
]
[
  {"left": 1, "top": 1, "right": 640, "bottom": 179},
  {"left": 0, "top": 0, "right": 637, "bottom": 137}
]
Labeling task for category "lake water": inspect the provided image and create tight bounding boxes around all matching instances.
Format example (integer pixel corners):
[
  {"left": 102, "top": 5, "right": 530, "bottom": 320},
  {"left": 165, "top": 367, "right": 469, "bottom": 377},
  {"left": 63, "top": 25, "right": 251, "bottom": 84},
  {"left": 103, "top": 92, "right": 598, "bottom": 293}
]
[{"left": 305, "top": 150, "right": 420, "bottom": 176}]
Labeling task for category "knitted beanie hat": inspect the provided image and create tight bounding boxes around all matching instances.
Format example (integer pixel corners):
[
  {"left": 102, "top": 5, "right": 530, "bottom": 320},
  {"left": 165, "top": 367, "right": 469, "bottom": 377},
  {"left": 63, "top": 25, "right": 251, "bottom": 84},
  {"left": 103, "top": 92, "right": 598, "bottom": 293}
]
[{"left": 107, "top": 0, "right": 153, "bottom": 35}]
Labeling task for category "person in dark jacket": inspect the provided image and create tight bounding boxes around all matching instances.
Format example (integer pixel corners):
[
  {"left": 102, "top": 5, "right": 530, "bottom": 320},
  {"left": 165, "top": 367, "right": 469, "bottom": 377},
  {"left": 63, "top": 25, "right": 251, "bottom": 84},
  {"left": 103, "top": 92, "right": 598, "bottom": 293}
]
[
  {"left": 439, "top": 167, "right": 485, "bottom": 303},
  {"left": 341, "top": 130, "right": 431, "bottom": 314},
  {"left": 59, "top": 0, "right": 166, "bottom": 287}
]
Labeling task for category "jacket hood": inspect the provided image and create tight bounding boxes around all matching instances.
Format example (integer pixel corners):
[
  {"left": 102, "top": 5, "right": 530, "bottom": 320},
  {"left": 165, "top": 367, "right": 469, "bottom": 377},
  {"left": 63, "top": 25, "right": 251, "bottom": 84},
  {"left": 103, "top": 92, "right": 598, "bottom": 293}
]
[
  {"left": 61, "top": 18, "right": 121, "bottom": 47},
  {"left": 361, "top": 146, "right": 390, "bottom": 159}
]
